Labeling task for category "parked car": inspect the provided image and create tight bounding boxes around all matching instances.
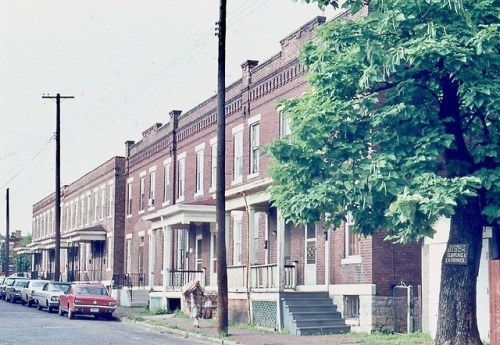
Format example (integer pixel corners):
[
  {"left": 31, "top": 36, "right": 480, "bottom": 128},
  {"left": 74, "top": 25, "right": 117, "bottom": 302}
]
[
  {"left": 0, "top": 276, "right": 6, "bottom": 300},
  {"left": 5, "top": 279, "right": 30, "bottom": 303},
  {"left": 33, "top": 281, "right": 71, "bottom": 312},
  {"left": 58, "top": 283, "right": 117, "bottom": 320},
  {"left": 21, "top": 280, "right": 50, "bottom": 307}
]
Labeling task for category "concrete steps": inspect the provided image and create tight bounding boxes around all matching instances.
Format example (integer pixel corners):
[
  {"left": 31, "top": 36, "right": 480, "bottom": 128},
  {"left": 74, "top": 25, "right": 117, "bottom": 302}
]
[{"left": 281, "top": 292, "right": 350, "bottom": 336}]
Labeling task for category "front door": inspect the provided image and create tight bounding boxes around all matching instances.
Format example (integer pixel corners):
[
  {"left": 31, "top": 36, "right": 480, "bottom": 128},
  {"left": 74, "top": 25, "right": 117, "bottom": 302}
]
[{"left": 304, "top": 224, "right": 317, "bottom": 285}]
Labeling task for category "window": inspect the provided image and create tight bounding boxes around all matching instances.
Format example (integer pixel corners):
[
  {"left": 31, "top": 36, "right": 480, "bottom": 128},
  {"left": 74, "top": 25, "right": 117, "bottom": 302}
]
[
  {"left": 94, "top": 192, "right": 99, "bottom": 222},
  {"left": 126, "top": 239, "right": 132, "bottom": 274},
  {"left": 280, "top": 109, "right": 291, "bottom": 138},
  {"left": 86, "top": 194, "right": 91, "bottom": 225},
  {"left": 233, "top": 131, "right": 243, "bottom": 183},
  {"left": 344, "top": 295, "right": 360, "bottom": 319},
  {"left": 149, "top": 171, "right": 156, "bottom": 208},
  {"left": 139, "top": 176, "right": 145, "bottom": 211},
  {"left": 345, "top": 212, "right": 360, "bottom": 257},
  {"left": 127, "top": 182, "right": 133, "bottom": 215},
  {"left": 178, "top": 157, "right": 185, "bottom": 200},
  {"left": 195, "top": 148, "right": 204, "bottom": 195},
  {"left": 250, "top": 123, "right": 260, "bottom": 174},
  {"left": 100, "top": 187, "right": 105, "bottom": 220},
  {"left": 233, "top": 213, "right": 242, "bottom": 265},
  {"left": 80, "top": 197, "right": 85, "bottom": 226},
  {"left": 108, "top": 184, "right": 113, "bottom": 217},
  {"left": 210, "top": 142, "right": 217, "bottom": 190},
  {"left": 163, "top": 163, "right": 171, "bottom": 204}
]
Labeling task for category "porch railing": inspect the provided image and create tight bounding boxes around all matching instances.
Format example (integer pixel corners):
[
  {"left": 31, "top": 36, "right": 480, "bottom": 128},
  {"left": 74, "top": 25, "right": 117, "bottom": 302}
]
[
  {"left": 227, "top": 264, "right": 297, "bottom": 290},
  {"left": 112, "top": 273, "right": 148, "bottom": 289},
  {"left": 227, "top": 265, "right": 247, "bottom": 289},
  {"left": 165, "top": 269, "right": 205, "bottom": 290}
]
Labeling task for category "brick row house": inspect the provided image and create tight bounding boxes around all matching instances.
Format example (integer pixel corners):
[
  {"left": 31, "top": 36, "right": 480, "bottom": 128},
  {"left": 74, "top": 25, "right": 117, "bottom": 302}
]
[
  {"left": 30, "top": 157, "right": 126, "bottom": 284},
  {"left": 29, "top": 14, "right": 422, "bottom": 334}
]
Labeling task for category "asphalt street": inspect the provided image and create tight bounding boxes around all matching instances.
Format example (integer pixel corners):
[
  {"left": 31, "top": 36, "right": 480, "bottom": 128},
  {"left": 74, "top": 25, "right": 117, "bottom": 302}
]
[{"left": 0, "top": 298, "right": 206, "bottom": 345}]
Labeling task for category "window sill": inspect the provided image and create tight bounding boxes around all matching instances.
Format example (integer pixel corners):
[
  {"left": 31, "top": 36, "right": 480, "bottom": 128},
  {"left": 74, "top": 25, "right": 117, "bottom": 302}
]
[
  {"left": 138, "top": 210, "right": 145, "bottom": 215},
  {"left": 231, "top": 178, "right": 243, "bottom": 186},
  {"left": 247, "top": 172, "right": 259, "bottom": 180},
  {"left": 341, "top": 255, "right": 362, "bottom": 264}
]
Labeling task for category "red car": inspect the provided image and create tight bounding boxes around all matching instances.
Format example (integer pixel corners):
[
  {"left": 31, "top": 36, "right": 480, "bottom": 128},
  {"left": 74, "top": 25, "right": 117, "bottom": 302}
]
[{"left": 58, "top": 283, "right": 117, "bottom": 320}]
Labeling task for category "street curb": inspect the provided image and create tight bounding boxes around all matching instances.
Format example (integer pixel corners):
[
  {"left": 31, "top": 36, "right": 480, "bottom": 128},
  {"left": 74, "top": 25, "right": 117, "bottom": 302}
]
[{"left": 122, "top": 317, "right": 240, "bottom": 345}]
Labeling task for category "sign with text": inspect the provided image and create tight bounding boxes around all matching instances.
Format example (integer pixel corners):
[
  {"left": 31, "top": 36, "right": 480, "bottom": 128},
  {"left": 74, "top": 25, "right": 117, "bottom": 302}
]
[{"left": 444, "top": 244, "right": 468, "bottom": 265}]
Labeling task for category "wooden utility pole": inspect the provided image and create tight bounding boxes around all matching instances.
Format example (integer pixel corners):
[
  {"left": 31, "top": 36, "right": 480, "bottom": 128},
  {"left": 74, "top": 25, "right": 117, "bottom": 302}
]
[
  {"left": 215, "top": 0, "right": 228, "bottom": 335},
  {"left": 5, "top": 188, "right": 10, "bottom": 276},
  {"left": 42, "top": 93, "right": 74, "bottom": 281}
]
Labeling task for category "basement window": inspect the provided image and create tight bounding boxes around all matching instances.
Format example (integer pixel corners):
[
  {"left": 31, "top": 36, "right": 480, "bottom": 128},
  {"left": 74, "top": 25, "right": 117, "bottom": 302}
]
[{"left": 344, "top": 295, "right": 360, "bottom": 319}]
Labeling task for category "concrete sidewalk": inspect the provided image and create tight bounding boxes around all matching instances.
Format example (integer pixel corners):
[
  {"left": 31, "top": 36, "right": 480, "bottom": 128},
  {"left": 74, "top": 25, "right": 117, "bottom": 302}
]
[{"left": 114, "top": 307, "right": 367, "bottom": 345}]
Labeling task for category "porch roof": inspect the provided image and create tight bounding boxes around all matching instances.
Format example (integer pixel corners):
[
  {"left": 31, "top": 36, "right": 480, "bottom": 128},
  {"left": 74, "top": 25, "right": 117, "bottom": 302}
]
[
  {"left": 61, "top": 225, "right": 107, "bottom": 242},
  {"left": 143, "top": 202, "right": 216, "bottom": 230}
]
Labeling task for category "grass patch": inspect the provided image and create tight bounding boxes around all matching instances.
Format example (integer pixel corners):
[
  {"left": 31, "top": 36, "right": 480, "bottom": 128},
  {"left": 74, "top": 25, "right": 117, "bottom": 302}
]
[
  {"left": 127, "top": 316, "right": 146, "bottom": 322},
  {"left": 353, "top": 331, "right": 433, "bottom": 344}
]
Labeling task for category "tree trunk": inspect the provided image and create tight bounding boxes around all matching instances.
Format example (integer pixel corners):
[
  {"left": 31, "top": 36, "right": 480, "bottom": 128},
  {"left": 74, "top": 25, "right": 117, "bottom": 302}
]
[{"left": 434, "top": 196, "right": 483, "bottom": 345}]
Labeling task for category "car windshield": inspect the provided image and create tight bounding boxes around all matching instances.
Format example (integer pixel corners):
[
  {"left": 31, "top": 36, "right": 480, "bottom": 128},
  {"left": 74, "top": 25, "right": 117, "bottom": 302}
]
[
  {"left": 32, "top": 281, "right": 46, "bottom": 288},
  {"left": 76, "top": 287, "right": 108, "bottom": 295},
  {"left": 51, "top": 284, "right": 70, "bottom": 292},
  {"left": 17, "top": 281, "right": 29, "bottom": 288}
]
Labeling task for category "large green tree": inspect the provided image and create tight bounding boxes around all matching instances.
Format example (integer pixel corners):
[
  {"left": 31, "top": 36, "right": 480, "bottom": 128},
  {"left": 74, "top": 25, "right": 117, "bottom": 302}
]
[{"left": 269, "top": 0, "right": 499, "bottom": 344}]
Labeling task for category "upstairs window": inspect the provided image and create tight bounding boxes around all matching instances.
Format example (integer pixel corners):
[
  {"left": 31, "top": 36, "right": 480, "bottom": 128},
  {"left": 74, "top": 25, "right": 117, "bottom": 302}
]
[
  {"left": 233, "top": 131, "right": 243, "bottom": 183},
  {"left": 250, "top": 122, "right": 260, "bottom": 175}
]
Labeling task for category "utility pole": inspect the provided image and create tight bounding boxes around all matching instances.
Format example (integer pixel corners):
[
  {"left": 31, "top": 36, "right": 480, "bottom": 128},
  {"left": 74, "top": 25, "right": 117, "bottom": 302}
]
[
  {"left": 5, "top": 188, "right": 10, "bottom": 276},
  {"left": 43, "top": 93, "right": 74, "bottom": 281},
  {"left": 215, "top": 0, "right": 228, "bottom": 335}
]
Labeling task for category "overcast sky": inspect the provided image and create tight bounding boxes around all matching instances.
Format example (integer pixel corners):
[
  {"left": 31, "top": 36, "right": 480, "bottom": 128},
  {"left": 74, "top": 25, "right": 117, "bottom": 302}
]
[{"left": 0, "top": 0, "right": 339, "bottom": 236}]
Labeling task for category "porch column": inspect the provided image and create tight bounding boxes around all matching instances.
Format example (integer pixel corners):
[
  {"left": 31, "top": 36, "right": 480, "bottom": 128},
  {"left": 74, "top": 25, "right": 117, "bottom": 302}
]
[
  {"left": 248, "top": 205, "right": 256, "bottom": 265},
  {"left": 225, "top": 211, "right": 231, "bottom": 262},
  {"left": 148, "top": 229, "right": 156, "bottom": 290},
  {"left": 162, "top": 221, "right": 172, "bottom": 309},
  {"left": 325, "top": 226, "right": 331, "bottom": 291},
  {"left": 276, "top": 209, "right": 286, "bottom": 331}
]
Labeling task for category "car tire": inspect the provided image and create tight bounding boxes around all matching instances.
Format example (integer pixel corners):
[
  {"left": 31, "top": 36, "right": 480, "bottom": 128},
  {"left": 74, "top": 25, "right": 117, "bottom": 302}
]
[
  {"left": 27, "top": 300, "right": 32, "bottom": 307},
  {"left": 37, "top": 303, "right": 43, "bottom": 311},
  {"left": 68, "top": 307, "right": 74, "bottom": 320},
  {"left": 58, "top": 306, "right": 64, "bottom": 316},
  {"left": 21, "top": 300, "right": 25, "bottom": 306},
  {"left": 48, "top": 306, "right": 53, "bottom": 313}
]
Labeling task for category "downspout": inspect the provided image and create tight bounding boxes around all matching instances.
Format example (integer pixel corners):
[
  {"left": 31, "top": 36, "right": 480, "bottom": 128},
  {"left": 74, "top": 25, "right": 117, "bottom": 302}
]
[{"left": 242, "top": 192, "right": 252, "bottom": 324}]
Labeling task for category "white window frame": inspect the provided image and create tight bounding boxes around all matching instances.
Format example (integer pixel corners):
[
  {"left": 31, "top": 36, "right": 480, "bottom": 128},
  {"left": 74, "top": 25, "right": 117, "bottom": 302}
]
[
  {"left": 163, "top": 159, "right": 171, "bottom": 205},
  {"left": 210, "top": 138, "right": 217, "bottom": 193},
  {"left": 342, "top": 212, "right": 362, "bottom": 264},
  {"left": 100, "top": 186, "right": 105, "bottom": 220},
  {"left": 177, "top": 152, "right": 186, "bottom": 201},
  {"left": 279, "top": 108, "right": 291, "bottom": 138},
  {"left": 139, "top": 174, "right": 146, "bottom": 213},
  {"left": 107, "top": 183, "right": 114, "bottom": 218},
  {"left": 232, "top": 125, "right": 244, "bottom": 185},
  {"left": 149, "top": 169, "right": 156, "bottom": 209},
  {"left": 249, "top": 122, "right": 260, "bottom": 176},
  {"left": 127, "top": 181, "right": 133, "bottom": 216},
  {"left": 195, "top": 146, "right": 204, "bottom": 196}
]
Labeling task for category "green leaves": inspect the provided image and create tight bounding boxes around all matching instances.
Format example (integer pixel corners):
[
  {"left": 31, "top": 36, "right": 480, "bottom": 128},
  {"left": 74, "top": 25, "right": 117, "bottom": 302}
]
[{"left": 269, "top": 0, "right": 500, "bottom": 242}]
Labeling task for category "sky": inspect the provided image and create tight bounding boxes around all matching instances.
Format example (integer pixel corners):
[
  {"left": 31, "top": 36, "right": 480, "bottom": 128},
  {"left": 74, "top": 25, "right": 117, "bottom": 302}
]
[{"left": 0, "top": 0, "right": 339, "bottom": 236}]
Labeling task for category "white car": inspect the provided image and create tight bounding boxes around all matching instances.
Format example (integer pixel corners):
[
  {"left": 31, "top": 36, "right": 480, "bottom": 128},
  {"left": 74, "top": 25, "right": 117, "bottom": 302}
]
[
  {"left": 21, "top": 280, "right": 50, "bottom": 307},
  {"left": 32, "top": 282, "right": 71, "bottom": 312}
]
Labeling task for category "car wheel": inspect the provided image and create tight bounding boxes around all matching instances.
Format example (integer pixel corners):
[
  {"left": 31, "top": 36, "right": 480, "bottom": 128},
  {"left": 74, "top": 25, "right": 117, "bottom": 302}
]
[
  {"left": 21, "top": 300, "right": 25, "bottom": 306},
  {"left": 27, "top": 300, "right": 32, "bottom": 307},
  {"left": 37, "top": 303, "right": 43, "bottom": 311},
  {"left": 58, "top": 306, "right": 64, "bottom": 316},
  {"left": 48, "top": 306, "right": 53, "bottom": 313},
  {"left": 68, "top": 307, "right": 74, "bottom": 320}
]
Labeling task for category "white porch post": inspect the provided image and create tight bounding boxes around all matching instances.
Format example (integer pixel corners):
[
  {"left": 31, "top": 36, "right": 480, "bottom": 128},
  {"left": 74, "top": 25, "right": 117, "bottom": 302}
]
[
  {"left": 276, "top": 209, "right": 285, "bottom": 331},
  {"left": 225, "top": 211, "right": 231, "bottom": 263},
  {"left": 148, "top": 229, "right": 156, "bottom": 290},
  {"left": 325, "top": 226, "right": 331, "bottom": 291}
]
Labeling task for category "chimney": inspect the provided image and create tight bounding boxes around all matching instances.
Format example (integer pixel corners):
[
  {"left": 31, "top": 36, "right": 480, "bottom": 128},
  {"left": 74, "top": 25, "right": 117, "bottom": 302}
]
[{"left": 241, "top": 60, "right": 259, "bottom": 87}]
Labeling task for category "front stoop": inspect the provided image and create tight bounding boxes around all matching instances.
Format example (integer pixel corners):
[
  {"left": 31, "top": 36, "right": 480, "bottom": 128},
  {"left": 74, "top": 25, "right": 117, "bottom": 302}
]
[{"left": 281, "top": 292, "right": 350, "bottom": 336}]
